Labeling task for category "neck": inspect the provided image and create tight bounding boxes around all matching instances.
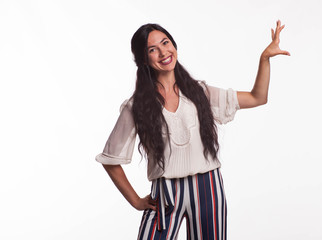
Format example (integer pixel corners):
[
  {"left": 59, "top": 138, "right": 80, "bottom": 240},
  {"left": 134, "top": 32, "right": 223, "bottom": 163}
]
[{"left": 156, "top": 70, "right": 176, "bottom": 93}]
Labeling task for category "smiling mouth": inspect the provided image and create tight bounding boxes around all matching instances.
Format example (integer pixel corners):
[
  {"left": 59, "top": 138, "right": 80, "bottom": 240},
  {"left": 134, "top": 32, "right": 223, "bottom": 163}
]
[{"left": 160, "top": 55, "right": 173, "bottom": 65}]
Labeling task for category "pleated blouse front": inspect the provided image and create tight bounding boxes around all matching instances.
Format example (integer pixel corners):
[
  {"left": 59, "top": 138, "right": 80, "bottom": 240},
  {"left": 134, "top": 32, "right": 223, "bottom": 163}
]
[{"left": 95, "top": 81, "right": 240, "bottom": 181}]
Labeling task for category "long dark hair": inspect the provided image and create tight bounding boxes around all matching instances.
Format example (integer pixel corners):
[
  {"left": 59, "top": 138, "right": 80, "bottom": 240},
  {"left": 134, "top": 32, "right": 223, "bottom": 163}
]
[{"left": 130, "top": 23, "right": 219, "bottom": 171}]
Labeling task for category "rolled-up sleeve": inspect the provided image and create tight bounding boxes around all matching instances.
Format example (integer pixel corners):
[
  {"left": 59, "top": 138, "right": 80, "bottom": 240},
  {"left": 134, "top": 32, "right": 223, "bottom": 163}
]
[
  {"left": 199, "top": 81, "right": 240, "bottom": 124},
  {"left": 95, "top": 99, "right": 136, "bottom": 165}
]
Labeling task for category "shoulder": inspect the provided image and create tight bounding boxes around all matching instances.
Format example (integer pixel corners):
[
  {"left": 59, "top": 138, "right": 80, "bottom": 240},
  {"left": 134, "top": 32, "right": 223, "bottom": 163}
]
[
  {"left": 197, "top": 80, "right": 207, "bottom": 90},
  {"left": 196, "top": 80, "right": 220, "bottom": 99},
  {"left": 197, "top": 80, "right": 221, "bottom": 91},
  {"left": 119, "top": 97, "right": 134, "bottom": 113}
]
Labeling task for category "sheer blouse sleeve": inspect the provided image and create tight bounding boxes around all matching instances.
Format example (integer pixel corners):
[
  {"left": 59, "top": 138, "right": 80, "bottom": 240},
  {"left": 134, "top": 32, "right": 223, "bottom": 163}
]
[
  {"left": 95, "top": 99, "right": 136, "bottom": 165},
  {"left": 199, "top": 81, "right": 240, "bottom": 124}
]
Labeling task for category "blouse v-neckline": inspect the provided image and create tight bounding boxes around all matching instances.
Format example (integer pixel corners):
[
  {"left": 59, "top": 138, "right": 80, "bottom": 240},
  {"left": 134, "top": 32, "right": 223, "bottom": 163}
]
[{"left": 162, "top": 89, "right": 182, "bottom": 114}]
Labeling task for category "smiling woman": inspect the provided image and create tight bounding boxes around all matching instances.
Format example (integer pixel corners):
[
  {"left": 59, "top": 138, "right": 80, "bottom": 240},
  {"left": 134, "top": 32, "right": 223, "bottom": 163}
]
[
  {"left": 95, "top": 21, "right": 290, "bottom": 239},
  {"left": 147, "top": 31, "right": 177, "bottom": 73}
]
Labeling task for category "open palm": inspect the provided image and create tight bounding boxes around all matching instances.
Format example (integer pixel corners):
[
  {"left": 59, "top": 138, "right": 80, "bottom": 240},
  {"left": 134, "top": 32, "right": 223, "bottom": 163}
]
[{"left": 262, "top": 20, "right": 290, "bottom": 60}]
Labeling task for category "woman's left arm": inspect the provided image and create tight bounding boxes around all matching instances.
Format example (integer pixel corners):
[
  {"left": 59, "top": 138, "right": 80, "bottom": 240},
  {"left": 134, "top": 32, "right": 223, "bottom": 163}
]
[{"left": 237, "top": 20, "right": 290, "bottom": 109}]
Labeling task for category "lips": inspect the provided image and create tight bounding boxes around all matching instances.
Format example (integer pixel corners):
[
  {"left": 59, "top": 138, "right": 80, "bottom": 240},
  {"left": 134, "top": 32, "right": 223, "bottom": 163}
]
[{"left": 159, "top": 55, "right": 173, "bottom": 65}]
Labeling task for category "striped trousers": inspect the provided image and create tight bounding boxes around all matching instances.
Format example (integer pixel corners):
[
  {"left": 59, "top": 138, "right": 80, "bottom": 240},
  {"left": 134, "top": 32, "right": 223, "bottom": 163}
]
[{"left": 137, "top": 168, "right": 227, "bottom": 240}]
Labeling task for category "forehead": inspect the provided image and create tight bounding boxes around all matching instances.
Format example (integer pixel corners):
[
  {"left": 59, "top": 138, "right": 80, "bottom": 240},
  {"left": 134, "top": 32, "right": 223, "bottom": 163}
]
[{"left": 147, "top": 30, "right": 168, "bottom": 46}]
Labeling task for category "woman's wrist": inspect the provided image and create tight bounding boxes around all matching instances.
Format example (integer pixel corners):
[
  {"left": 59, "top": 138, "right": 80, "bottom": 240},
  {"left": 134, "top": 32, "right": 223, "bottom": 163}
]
[
  {"left": 260, "top": 52, "right": 270, "bottom": 62},
  {"left": 131, "top": 195, "right": 141, "bottom": 210}
]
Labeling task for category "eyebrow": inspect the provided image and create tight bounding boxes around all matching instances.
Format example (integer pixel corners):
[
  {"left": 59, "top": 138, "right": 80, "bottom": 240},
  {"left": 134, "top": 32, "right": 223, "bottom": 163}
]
[{"left": 147, "top": 38, "right": 168, "bottom": 49}]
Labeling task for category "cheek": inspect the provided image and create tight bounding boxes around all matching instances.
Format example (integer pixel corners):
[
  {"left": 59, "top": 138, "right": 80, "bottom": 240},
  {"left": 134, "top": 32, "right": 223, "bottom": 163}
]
[
  {"left": 148, "top": 55, "right": 159, "bottom": 65},
  {"left": 170, "top": 47, "right": 177, "bottom": 57}
]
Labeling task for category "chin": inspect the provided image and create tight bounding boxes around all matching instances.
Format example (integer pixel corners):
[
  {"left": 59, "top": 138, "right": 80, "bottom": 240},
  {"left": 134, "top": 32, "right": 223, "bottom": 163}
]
[{"left": 161, "top": 62, "right": 177, "bottom": 72}]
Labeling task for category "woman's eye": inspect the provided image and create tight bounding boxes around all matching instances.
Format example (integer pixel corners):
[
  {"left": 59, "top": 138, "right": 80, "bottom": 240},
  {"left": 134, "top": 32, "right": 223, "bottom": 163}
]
[
  {"left": 149, "top": 48, "right": 155, "bottom": 53},
  {"left": 163, "top": 41, "right": 169, "bottom": 45}
]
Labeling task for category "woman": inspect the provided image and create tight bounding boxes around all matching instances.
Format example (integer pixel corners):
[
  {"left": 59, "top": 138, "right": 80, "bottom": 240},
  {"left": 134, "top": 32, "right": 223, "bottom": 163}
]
[{"left": 96, "top": 21, "right": 290, "bottom": 239}]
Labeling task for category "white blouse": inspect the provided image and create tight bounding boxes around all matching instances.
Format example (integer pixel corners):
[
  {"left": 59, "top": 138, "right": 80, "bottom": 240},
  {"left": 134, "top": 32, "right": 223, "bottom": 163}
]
[{"left": 95, "top": 81, "right": 240, "bottom": 181}]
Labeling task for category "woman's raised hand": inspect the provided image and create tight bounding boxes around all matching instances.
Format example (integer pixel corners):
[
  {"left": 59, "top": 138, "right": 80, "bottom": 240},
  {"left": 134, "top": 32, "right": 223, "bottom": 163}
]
[{"left": 261, "top": 20, "right": 290, "bottom": 60}]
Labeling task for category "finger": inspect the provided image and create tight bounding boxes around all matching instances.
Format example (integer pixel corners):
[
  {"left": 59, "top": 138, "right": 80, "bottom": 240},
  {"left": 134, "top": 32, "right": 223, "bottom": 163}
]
[
  {"left": 147, "top": 195, "right": 157, "bottom": 205},
  {"left": 148, "top": 199, "right": 157, "bottom": 205},
  {"left": 277, "top": 24, "right": 285, "bottom": 33},
  {"left": 147, "top": 195, "right": 156, "bottom": 201},
  {"left": 274, "top": 20, "right": 281, "bottom": 40},
  {"left": 271, "top": 28, "right": 274, "bottom": 40},
  {"left": 150, "top": 205, "right": 157, "bottom": 211},
  {"left": 147, "top": 203, "right": 157, "bottom": 211},
  {"left": 280, "top": 50, "right": 291, "bottom": 56},
  {"left": 276, "top": 23, "right": 286, "bottom": 41}
]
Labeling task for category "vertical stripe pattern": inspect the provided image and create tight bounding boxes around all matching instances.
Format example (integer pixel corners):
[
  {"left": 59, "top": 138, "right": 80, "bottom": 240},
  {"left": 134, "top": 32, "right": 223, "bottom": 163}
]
[{"left": 137, "top": 168, "right": 227, "bottom": 240}]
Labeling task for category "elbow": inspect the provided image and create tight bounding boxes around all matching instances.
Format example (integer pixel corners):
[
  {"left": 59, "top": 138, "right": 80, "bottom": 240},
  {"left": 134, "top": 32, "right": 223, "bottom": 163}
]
[
  {"left": 261, "top": 98, "right": 268, "bottom": 105},
  {"left": 259, "top": 98, "right": 268, "bottom": 106},
  {"left": 249, "top": 92, "right": 268, "bottom": 107},
  {"left": 254, "top": 98, "right": 268, "bottom": 107}
]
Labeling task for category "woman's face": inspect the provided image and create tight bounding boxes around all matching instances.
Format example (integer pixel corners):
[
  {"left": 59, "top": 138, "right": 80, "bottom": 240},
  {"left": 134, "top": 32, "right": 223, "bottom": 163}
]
[{"left": 146, "top": 30, "right": 177, "bottom": 74}]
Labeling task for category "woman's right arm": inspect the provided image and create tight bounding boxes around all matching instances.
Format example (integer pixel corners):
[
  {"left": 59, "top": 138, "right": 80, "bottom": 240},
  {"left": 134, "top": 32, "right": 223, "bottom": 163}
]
[
  {"left": 102, "top": 164, "right": 156, "bottom": 211},
  {"left": 97, "top": 100, "right": 156, "bottom": 211}
]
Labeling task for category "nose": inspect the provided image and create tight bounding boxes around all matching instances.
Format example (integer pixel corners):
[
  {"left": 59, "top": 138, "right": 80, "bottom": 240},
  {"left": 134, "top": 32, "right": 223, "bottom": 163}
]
[{"left": 159, "top": 46, "right": 166, "bottom": 57}]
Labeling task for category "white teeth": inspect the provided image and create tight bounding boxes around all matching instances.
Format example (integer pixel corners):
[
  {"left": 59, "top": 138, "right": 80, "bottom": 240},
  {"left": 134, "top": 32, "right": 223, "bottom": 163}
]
[{"left": 161, "top": 56, "right": 171, "bottom": 64}]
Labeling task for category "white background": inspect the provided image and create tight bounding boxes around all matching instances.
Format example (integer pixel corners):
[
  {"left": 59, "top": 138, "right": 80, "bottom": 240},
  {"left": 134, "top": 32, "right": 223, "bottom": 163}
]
[{"left": 1, "top": 0, "right": 321, "bottom": 239}]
